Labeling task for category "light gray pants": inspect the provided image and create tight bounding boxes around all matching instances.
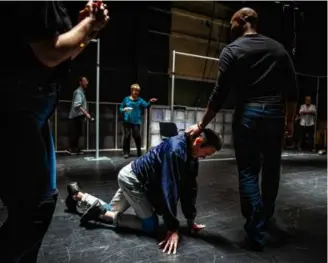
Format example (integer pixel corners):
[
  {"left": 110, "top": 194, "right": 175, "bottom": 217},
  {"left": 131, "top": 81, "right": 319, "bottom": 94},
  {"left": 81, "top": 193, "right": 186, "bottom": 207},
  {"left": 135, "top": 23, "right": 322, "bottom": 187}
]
[{"left": 80, "top": 163, "right": 158, "bottom": 232}]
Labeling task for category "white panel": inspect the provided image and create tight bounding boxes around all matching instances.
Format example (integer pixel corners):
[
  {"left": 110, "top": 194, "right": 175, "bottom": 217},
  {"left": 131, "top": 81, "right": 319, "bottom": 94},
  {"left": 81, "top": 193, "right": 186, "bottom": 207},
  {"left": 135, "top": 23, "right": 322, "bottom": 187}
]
[
  {"left": 186, "top": 110, "right": 196, "bottom": 123},
  {"left": 175, "top": 110, "right": 185, "bottom": 120},
  {"left": 150, "top": 122, "right": 160, "bottom": 134},
  {"left": 224, "top": 124, "right": 232, "bottom": 134},
  {"left": 215, "top": 112, "right": 224, "bottom": 122},
  {"left": 164, "top": 110, "right": 171, "bottom": 121},
  {"left": 176, "top": 122, "right": 185, "bottom": 131},
  {"left": 196, "top": 110, "right": 205, "bottom": 121},
  {"left": 224, "top": 134, "right": 232, "bottom": 145},
  {"left": 224, "top": 111, "right": 233, "bottom": 123},
  {"left": 151, "top": 109, "right": 164, "bottom": 121},
  {"left": 151, "top": 135, "right": 162, "bottom": 147},
  {"left": 207, "top": 123, "right": 214, "bottom": 130},
  {"left": 214, "top": 124, "right": 223, "bottom": 133}
]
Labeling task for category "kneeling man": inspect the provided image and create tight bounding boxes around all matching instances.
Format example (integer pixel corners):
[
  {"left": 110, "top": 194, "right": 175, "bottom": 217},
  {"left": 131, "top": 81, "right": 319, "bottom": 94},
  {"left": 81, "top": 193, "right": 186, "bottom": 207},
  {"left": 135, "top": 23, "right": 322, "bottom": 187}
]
[{"left": 66, "top": 129, "right": 222, "bottom": 254}]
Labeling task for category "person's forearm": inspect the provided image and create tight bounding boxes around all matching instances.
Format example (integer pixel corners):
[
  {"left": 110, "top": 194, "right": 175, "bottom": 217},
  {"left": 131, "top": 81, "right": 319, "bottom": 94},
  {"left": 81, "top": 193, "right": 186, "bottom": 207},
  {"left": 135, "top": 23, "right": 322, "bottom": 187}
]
[
  {"left": 286, "top": 101, "right": 297, "bottom": 122},
  {"left": 30, "top": 17, "right": 96, "bottom": 68},
  {"left": 71, "top": 31, "right": 99, "bottom": 60},
  {"left": 199, "top": 107, "right": 217, "bottom": 129},
  {"left": 78, "top": 106, "right": 91, "bottom": 118}
]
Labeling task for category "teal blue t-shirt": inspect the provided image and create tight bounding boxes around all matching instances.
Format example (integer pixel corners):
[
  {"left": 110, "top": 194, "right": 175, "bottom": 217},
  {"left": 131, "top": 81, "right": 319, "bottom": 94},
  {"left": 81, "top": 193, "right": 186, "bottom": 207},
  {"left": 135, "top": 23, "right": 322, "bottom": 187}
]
[{"left": 120, "top": 96, "right": 150, "bottom": 124}]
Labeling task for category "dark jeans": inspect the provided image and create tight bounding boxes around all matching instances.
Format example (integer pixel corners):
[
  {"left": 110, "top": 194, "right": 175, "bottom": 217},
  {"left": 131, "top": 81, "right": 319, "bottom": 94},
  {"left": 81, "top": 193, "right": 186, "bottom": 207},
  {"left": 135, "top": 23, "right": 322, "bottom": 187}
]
[
  {"left": 69, "top": 115, "right": 85, "bottom": 151},
  {"left": 123, "top": 122, "right": 142, "bottom": 156},
  {"left": 298, "top": 125, "right": 315, "bottom": 150},
  {"left": 0, "top": 194, "right": 57, "bottom": 263},
  {"left": 233, "top": 106, "right": 285, "bottom": 246},
  {"left": 0, "top": 80, "right": 58, "bottom": 262}
]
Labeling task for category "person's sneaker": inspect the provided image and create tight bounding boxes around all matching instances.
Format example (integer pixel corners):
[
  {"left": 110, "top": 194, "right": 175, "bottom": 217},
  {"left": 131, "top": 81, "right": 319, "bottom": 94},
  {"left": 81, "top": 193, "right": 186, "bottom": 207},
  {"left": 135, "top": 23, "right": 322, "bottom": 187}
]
[
  {"left": 80, "top": 200, "right": 106, "bottom": 225},
  {"left": 67, "top": 182, "right": 83, "bottom": 197}
]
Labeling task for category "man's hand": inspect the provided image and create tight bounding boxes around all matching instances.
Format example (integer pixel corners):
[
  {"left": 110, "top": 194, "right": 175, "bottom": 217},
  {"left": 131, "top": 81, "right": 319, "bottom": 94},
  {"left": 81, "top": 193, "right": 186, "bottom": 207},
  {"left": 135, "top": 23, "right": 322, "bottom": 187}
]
[
  {"left": 79, "top": 1, "right": 110, "bottom": 31},
  {"left": 185, "top": 123, "right": 202, "bottom": 137},
  {"left": 158, "top": 231, "right": 179, "bottom": 255},
  {"left": 150, "top": 98, "right": 158, "bottom": 103}
]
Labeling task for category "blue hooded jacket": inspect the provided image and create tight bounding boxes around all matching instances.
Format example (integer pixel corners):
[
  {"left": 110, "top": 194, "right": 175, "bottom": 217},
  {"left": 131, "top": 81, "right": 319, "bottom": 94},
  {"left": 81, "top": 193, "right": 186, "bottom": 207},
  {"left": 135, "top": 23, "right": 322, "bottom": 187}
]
[{"left": 132, "top": 134, "right": 199, "bottom": 231}]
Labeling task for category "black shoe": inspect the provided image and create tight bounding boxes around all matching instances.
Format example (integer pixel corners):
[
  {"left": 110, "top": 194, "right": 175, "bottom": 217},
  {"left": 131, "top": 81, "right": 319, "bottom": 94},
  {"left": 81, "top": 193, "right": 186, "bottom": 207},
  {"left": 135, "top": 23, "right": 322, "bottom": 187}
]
[
  {"left": 65, "top": 195, "right": 78, "bottom": 213},
  {"left": 123, "top": 153, "right": 129, "bottom": 159},
  {"left": 67, "top": 182, "right": 83, "bottom": 197},
  {"left": 80, "top": 200, "right": 106, "bottom": 225}
]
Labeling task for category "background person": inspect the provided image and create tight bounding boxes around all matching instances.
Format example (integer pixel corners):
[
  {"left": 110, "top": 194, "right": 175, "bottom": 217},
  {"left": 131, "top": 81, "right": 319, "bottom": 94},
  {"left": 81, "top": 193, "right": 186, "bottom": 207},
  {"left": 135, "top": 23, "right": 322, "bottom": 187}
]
[
  {"left": 297, "top": 96, "right": 316, "bottom": 150},
  {"left": 68, "top": 76, "right": 94, "bottom": 155},
  {"left": 120, "top": 84, "right": 157, "bottom": 158}
]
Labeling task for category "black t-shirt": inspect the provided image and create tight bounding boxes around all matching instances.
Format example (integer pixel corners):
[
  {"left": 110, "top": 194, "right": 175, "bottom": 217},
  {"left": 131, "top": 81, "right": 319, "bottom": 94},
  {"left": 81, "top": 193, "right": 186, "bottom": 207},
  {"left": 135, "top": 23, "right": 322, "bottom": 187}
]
[
  {"left": 0, "top": 1, "right": 72, "bottom": 86},
  {"left": 208, "top": 34, "right": 298, "bottom": 112}
]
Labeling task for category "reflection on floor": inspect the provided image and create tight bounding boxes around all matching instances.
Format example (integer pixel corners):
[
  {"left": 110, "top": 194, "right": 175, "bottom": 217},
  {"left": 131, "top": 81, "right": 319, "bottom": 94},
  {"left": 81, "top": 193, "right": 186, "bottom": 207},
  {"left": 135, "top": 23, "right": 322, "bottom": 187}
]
[{"left": 38, "top": 150, "right": 327, "bottom": 263}]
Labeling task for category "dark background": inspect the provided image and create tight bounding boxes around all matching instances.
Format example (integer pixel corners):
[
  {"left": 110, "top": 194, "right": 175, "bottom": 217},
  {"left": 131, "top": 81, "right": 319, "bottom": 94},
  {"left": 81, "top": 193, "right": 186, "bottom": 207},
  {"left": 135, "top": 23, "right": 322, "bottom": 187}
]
[{"left": 62, "top": 1, "right": 327, "bottom": 119}]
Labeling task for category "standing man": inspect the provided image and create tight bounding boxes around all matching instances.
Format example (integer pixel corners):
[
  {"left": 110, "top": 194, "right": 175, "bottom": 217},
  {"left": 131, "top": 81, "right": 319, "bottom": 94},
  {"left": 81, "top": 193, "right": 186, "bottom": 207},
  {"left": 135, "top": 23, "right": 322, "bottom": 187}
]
[
  {"left": 68, "top": 76, "right": 94, "bottom": 155},
  {"left": 0, "top": 1, "right": 109, "bottom": 262},
  {"left": 187, "top": 7, "right": 298, "bottom": 251},
  {"left": 120, "top": 84, "right": 157, "bottom": 158},
  {"left": 298, "top": 96, "right": 316, "bottom": 150}
]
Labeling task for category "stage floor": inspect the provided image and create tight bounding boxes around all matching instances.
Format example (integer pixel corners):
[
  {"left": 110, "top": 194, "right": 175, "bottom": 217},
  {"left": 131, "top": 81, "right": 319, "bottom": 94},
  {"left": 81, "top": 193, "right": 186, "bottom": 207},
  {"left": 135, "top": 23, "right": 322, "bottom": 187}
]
[{"left": 38, "top": 150, "right": 327, "bottom": 263}]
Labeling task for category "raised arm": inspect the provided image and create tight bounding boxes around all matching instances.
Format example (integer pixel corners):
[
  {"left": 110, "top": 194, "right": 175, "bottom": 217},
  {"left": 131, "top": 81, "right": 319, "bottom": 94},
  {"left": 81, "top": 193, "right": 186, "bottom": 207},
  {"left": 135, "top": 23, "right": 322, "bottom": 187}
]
[{"left": 19, "top": 1, "right": 108, "bottom": 68}]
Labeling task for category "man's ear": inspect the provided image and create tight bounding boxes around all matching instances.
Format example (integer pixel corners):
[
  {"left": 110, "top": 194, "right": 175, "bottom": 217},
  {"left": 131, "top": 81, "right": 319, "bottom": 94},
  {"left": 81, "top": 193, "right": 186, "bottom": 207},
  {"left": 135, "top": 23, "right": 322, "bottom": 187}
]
[{"left": 193, "top": 137, "right": 204, "bottom": 146}]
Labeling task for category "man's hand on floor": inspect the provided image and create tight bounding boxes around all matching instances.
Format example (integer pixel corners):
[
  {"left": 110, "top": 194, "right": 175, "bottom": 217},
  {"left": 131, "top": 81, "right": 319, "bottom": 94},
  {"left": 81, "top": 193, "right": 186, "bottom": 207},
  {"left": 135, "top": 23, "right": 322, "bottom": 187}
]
[{"left": 158, "top": 231, "right": 179, "bottom": 255}]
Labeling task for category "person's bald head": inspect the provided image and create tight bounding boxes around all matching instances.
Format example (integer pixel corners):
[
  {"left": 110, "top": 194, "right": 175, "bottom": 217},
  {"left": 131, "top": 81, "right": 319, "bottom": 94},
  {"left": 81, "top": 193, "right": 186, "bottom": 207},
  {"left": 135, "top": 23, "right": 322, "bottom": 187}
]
[{"left": 230, "top": 7, "right": 258, "bottom": 40}]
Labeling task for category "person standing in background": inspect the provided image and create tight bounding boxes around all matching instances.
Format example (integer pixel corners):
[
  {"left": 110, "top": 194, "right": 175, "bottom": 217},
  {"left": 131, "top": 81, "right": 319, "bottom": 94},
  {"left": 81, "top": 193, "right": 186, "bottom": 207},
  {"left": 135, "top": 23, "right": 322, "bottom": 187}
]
[
  {"left": 298, "top": 96, "right": 316, "bottom": 150},
  {"left": 68, "top": 76, "right": 94, "bottom": 155},
  {"left": 120, "top": 84, "right": 157, "bottom": 158},
  {"left": 0, "top": 1, "right": 109, "bottom": 262}
]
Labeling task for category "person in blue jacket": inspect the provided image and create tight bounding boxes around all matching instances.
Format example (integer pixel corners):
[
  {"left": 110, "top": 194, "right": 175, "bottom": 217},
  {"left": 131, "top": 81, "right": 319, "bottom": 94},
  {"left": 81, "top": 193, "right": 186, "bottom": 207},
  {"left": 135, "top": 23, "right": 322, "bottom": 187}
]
[
  {"left": 120, "top": 84, "right": 157, "bottom": 158},
  {"left": 66, "top": 128, "right": 222, "bottom": 255}
]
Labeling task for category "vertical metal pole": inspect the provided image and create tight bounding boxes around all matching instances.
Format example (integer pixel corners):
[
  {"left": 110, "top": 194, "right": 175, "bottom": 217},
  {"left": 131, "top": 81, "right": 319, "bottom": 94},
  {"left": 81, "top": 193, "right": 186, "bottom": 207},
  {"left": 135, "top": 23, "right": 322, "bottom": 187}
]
[
  {"left": 115, "top": 105, "right": 118, "bottom": 149},
  {"left": 170, "top": 50, "right": 176, "bottom": 121},
  {"left": 54, "top": 109, "right": 58, "bottom": 151},
  {"left": 313, "top": 77, "right": 320, "bottom": 151},
  {"left": 86, "top": 115, "right": 89, "bottom": 150},
  {"left": 95, "top": 39, "right": 100, "bottom": 159}
]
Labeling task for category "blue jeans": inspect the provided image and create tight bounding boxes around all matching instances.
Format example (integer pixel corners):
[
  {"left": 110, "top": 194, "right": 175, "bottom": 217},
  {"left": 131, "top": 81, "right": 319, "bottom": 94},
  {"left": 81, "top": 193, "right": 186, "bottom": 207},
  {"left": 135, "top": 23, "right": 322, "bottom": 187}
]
[
  {"left": 0, "top": 80, "right": 58, "bottom": 262},
  {"left": 232, "top": 106, "right": 285, "bottom": 245}
]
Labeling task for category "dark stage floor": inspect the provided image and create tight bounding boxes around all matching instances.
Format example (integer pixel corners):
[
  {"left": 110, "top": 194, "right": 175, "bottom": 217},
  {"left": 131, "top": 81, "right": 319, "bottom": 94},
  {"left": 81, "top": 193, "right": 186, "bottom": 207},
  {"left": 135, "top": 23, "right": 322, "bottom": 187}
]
[{"left": 38, "top": 150, "right": 327, "bottom": 263}]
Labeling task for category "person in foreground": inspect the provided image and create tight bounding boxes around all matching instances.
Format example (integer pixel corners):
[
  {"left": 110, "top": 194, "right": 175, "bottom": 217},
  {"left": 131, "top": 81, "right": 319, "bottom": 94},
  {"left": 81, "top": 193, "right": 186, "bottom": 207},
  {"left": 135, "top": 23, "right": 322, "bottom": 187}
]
[
  {"left": 66, "top": 129, "right": 222, "bottom": 254},
  {"left": 0, "top": 1, "right": 109, "bottom": 262},
  {"left": 186, "top": 8, "right": 298, "bottom": 251}
]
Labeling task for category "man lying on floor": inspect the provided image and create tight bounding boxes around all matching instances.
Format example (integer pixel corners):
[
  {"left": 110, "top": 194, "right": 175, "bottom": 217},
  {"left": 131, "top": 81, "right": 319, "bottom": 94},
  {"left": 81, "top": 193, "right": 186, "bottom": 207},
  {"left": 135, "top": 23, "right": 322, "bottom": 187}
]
[{"left": 66, "top": 128, "right": 222, "bottom": 254}]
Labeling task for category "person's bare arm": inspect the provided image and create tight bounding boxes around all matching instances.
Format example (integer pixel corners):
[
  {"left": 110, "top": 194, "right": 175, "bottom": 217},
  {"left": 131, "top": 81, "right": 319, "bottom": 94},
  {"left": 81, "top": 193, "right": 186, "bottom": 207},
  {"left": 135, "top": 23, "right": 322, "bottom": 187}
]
[
  {"left": 78, "top": 106, "right": 92, "bottom": 119},
  {"left": 29, "top": 17, "right": 97, "bottom": 68}
]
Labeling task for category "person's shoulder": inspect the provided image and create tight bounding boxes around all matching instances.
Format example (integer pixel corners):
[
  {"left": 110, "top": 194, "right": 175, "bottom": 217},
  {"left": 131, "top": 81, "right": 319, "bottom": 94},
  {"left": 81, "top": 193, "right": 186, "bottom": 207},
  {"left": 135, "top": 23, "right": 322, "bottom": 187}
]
[{"left": 170, "top": 135, "right": 188, "bottom": 160}]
